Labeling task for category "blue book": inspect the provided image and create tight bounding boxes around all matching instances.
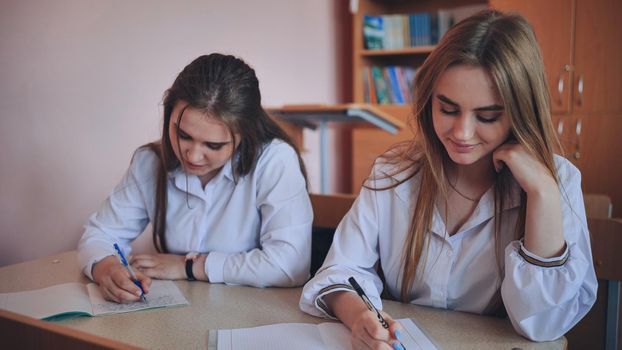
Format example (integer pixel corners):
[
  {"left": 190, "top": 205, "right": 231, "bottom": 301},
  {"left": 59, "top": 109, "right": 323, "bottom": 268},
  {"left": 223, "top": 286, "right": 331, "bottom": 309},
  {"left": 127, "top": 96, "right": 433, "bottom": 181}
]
[
  {"left": 387, "top": 66, "right": 404, "bottom": 104},
  {"left": 409, "top": 14, "right": 417, "bottom": 47},
  {"left": 421, "top": 13, "right": 431, "bottom": 45},
  {"left": 363, "top": 15, "right": 384, "bottom": 49}
]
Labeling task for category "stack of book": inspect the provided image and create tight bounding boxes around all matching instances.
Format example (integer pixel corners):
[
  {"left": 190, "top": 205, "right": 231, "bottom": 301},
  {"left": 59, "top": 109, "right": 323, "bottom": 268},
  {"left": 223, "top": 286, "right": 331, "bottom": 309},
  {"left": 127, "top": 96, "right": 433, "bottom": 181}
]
[
  {"left": 362, "top": 65, "right": 417, "bottom": 105},
  {"left": 362, "top": 5, "right": 488, "bottom": 50},
  {"left": 363, "top": 10, "right": 452, "bottom": 50}
]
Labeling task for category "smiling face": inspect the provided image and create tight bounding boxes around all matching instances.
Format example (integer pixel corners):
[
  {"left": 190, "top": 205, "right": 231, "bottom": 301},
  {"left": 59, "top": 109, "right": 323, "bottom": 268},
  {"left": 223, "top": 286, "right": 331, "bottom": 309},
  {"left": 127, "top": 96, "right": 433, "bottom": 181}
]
[
  {"left": 432, "top": 64, "right": 512, "bottom": 170},
  {"left": 168, "top": 101, "right": 240, "bottom": 184}
]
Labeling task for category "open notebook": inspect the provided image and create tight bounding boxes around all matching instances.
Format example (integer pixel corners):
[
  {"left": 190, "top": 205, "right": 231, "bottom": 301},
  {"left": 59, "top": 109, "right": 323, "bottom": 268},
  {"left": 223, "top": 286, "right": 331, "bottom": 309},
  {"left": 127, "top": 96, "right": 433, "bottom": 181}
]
[
  {"left": 0, "top": 280, "right": 188, "bottom": 320},
  {"left": 209, "top": 318, "right": 438, "bottom": 350}
]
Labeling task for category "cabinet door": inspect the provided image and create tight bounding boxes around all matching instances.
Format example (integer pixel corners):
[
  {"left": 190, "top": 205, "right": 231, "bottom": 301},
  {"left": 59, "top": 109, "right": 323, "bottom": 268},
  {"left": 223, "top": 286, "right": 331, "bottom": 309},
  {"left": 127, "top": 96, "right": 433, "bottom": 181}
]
[
  {"left": 576, "top": 114, "right": 622, "bottom": 217},
  {"left": 489, "top": 0, "right": 573, "bottom": 114},
  {"left": 573, "top": 0, "right": 622, "bottom": 114}
]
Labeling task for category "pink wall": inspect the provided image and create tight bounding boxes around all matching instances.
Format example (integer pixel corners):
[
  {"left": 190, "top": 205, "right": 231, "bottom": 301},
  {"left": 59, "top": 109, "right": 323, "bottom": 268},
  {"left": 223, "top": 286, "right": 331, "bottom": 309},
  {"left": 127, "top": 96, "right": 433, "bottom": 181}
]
[{"left": 0, "top": 0, "right": 344, "bottom": 265}]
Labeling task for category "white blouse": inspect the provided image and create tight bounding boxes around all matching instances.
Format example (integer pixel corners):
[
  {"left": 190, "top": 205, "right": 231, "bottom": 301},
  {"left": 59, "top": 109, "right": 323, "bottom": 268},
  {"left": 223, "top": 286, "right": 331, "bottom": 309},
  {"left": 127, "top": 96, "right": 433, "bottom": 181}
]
[
  {"left": 78, "top": 139, "right": 312, "bottom": 287},
  {"left": 300, "top": 155, "right": 597, "bottom": 341}
]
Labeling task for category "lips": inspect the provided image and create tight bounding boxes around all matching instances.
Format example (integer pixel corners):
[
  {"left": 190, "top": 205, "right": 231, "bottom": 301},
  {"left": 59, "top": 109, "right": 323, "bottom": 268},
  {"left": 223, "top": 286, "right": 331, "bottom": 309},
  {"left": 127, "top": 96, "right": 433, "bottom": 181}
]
[
  {"left": 449, "top": 139, "right": 478, "bottom": 153},
  {"left": 185, "top": 161, "right": 207, "bottom": 170}
]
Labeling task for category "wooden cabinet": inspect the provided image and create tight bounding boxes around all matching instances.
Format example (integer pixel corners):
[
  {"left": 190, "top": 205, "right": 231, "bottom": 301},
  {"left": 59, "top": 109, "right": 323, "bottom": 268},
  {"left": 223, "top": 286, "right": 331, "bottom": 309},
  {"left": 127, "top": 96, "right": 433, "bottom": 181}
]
[
  {"left": 491, "top": 0, "right": 622, "bottom": 216},
  {"left": 490, "top": 0, "right": 574, "bottom": 114},
  {"left": 573, "top": 0, "right": 622, "bottom": 115},
  {"left": 491, "top": 0, "right": 622, "bottom": 116},
  {"left": 349, "top": 0, "right": 487, "bottom": 191}
]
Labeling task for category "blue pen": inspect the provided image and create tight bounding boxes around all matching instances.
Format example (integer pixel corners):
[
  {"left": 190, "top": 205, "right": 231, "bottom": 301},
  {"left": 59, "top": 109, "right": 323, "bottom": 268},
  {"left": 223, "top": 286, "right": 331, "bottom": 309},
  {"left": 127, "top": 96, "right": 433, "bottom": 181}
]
[{"left": 113, "top": 243, "right": 147, "bottom": 303}]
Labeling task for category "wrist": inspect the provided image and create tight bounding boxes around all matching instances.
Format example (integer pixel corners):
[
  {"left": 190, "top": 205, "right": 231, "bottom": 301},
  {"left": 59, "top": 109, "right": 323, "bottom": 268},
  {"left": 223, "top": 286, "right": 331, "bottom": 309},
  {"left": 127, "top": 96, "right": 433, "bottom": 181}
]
[
  {"left": 526, "top": 176, "right": 559, "bottom": 198},
  {"left": 91, "top": 255, "right": 118, "bottom": 283},
  {"left": 185, "top": 253, "right": 208, "bottom": 282}
]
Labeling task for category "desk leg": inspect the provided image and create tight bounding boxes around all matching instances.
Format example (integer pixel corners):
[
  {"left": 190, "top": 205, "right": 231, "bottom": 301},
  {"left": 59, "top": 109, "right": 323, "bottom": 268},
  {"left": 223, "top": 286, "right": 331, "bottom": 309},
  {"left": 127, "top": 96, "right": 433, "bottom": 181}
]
[
  {"left": 319, "top": 120, "right": 329, "bottom": 194},
  {"left": 606, "top": 280, "right": 620, "bottom": 350}
]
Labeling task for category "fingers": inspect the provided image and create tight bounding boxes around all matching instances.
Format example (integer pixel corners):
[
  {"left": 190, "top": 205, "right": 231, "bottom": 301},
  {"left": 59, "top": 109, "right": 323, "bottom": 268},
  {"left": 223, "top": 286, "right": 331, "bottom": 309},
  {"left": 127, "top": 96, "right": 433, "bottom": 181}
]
[
  {"left": 134, "top": 269, "right": 152, "bottom": 294},
  {"left": 130, "top": 253, "right": 187, "bottom": 280},
  {"left": 130, "top": 254, "right": 157, "bottom": 268},
  {"left": 130, "top": 254, "right": 161, "bottom": 279},
  {"left": 98, "top": 267, "right": 144, "bottom": 303},
  {"left": 385, "top": 315, "right": 404, "bottom": 344},
  {"left": 351, "top": 311, "right": 396, "bottom": 350}
]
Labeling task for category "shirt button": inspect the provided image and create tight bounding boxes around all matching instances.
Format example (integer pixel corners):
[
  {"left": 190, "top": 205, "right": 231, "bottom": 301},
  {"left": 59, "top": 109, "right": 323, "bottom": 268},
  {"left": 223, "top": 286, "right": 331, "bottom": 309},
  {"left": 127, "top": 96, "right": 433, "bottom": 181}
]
[{"left": 446, "top": 250, "right": 452, "bottom": 257}]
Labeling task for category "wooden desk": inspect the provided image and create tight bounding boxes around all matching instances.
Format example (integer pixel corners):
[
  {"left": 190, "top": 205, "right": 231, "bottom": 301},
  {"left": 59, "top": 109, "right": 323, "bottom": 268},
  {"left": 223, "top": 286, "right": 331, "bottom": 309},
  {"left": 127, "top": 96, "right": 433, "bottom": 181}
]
[{"left": 0, "top": 252, "right": 566, "bottom": 349}]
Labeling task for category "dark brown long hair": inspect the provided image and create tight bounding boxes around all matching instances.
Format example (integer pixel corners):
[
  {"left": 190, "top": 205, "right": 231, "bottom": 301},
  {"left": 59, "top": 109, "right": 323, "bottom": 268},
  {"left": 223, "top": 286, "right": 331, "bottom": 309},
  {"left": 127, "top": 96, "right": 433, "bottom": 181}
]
[
  {"left": 368, "top": 10, "right": 561, "bottom": 302},
  {"left": 145, "top": 53, "right": 307, "bottom": 253}
]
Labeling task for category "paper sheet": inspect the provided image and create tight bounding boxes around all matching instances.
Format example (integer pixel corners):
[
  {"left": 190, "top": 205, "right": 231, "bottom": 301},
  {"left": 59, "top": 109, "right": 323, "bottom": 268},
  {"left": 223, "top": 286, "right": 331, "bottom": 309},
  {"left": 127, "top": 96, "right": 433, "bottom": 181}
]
[{"left": 214, "top": 318, "right": 438, "bottom": 350}]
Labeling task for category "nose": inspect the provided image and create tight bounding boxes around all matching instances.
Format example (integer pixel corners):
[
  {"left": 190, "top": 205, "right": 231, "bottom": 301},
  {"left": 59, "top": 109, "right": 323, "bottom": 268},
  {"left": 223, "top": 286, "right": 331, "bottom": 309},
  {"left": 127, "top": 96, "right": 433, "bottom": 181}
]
[
  {"left": 452, "top": 113, "right": 475, "bottom": 141},
  {"left": 185, "top": 143, "right": 204, "bottom": 164}
]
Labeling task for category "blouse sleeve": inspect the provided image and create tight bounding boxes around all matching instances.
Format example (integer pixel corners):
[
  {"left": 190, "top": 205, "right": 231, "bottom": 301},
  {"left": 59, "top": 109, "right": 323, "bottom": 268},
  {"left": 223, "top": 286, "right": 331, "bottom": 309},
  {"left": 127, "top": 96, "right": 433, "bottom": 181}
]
[
  {"left": 205, "top": 142, "right": 313, "bottom": 287},
  {"left": 77, "top": 148, "right": 153, "bottom": 280},
  {"left": 501, "top": 157, "right": 598, "bottom": 341},
  {"left": 299, "top": 164, "right": 386, "bottom": 318}
]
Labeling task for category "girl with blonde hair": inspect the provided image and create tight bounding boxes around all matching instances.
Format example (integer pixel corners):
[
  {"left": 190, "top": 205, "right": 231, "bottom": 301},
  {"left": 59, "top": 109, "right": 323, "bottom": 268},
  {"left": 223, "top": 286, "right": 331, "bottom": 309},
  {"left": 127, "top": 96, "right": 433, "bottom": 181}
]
[{"left": 300, "top": 10, "right": 596, "bottom": 348}]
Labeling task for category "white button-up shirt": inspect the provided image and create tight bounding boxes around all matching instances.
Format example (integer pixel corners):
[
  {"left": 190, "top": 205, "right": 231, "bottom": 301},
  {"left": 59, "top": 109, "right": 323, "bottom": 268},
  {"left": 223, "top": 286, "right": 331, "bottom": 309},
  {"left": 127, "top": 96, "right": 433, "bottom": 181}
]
[
  {"left": 300, "top": 155, "right": 597, "bottom": 341},
  {"left": 78, "top": 139, "right": 312, "bottom": 287}
]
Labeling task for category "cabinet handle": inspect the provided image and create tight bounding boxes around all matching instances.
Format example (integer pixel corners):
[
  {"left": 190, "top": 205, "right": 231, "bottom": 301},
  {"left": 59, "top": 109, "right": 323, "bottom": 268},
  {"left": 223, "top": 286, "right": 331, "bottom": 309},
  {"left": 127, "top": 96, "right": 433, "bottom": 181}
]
[
  {"left": 556, "top": 74, "right": 565, "bottom": 106},
  {"left": 576, "top": 74, "right": 584, "bottom": 107},
  {"left": 557, "top": 118, "right": 564, "bottom": 136},
  {"left": 573, "top": 118, "right": 582, "bottom": 160}
]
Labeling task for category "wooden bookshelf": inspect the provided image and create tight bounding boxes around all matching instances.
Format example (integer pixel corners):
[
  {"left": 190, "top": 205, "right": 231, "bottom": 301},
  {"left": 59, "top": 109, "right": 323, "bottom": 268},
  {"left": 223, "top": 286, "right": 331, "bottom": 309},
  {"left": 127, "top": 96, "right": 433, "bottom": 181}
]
[{"left": 350, "top": 0, "right": 487, "bottom": 191}]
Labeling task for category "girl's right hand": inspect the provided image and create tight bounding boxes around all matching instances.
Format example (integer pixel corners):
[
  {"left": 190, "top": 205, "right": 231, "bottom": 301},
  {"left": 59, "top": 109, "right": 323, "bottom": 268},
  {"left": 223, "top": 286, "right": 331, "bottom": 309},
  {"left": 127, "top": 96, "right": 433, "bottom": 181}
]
[
  {"left": 91, "top": 255, "right": 151, "bottom": 303},
  {"left": 350, "top": 309, "right": 404, "bottom": 350}
]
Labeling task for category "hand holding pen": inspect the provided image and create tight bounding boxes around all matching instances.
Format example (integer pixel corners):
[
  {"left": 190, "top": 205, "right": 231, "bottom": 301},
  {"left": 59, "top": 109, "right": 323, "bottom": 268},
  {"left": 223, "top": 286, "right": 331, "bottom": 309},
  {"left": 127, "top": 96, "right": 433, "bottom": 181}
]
[
  {"left": 114, "top": 243, "right": 148, "bottom": 303},
  {"left": 349, "top": 277, "right": 406, "bottom": 350}
]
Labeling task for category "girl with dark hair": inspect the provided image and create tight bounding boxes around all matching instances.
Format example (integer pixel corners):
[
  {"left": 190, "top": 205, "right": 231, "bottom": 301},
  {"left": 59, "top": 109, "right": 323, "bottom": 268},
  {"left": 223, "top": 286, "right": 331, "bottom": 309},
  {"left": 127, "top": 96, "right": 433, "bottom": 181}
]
[
  {"left": 78, "top": 53, "right": 312, "bottom": 303},
  {"left": 300, "top": 10, "right": 596, "bottom": 348}
]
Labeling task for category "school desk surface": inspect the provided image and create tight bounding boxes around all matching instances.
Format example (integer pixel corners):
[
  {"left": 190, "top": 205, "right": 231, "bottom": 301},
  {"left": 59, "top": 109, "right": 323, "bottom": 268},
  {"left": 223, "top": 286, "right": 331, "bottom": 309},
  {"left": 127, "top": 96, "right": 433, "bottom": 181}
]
[{"left": 0, "top": 251, "right": 567, "bottom": 350}]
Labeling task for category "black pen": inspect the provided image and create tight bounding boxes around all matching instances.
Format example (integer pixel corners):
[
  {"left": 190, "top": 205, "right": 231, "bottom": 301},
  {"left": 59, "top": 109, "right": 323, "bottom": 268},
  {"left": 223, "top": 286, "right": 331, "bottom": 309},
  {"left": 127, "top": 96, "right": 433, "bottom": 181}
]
[{"left": 348, "top": 276, "right": 406, "bottom": 350}]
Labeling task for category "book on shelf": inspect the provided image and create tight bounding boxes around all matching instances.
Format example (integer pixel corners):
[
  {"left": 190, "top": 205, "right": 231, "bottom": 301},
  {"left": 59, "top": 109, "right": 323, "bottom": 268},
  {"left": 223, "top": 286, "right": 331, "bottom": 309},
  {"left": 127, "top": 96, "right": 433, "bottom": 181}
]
[
  {"left": 387, "top": 66, "right": 404, "bottom": 104},
  {"left": 362, "top": 4, "right": 487, "bottom": 50},
  {"left": 371, "top": 66, "right": 390, "bottom": 104},
  {"left": 365, "top": 65, "right": 417, "bottom": 105},
  {"left": 363, "top": 15, "right": 384, "bottom": 49},
  {"left": 362, "top": 67, "right": 378, "bottom": 104}
]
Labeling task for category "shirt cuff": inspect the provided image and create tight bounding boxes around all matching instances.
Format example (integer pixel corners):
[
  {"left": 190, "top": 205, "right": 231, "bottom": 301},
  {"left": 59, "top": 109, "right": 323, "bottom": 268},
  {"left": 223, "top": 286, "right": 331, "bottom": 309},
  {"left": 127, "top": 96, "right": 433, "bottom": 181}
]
[
  {"left": 518, "top": 240, "right": 569, "bottom": 268},
  {"left": 206, "top": 251, "right": 227, "bottom": 283},
  {"left": 314, "top": 284, "right": 355, "bottom": 319}
]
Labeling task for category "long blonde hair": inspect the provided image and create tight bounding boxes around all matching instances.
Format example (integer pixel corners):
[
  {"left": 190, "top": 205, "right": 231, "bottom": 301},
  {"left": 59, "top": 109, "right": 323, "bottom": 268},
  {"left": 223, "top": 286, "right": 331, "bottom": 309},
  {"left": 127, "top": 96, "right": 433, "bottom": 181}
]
[{"left": 371, "top": 10, "right": 562, "bottom": 302}]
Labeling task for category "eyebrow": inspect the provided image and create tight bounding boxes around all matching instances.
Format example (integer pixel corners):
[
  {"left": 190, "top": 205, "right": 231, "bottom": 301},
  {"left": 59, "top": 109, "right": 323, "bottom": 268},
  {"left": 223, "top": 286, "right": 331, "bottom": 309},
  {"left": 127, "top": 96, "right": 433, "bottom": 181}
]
[
  {"left": 175, "top": 123, "right": 232, "bottom": 145},
  {"left": 437, "top": 94, "right": 504, "bottom": 112}
]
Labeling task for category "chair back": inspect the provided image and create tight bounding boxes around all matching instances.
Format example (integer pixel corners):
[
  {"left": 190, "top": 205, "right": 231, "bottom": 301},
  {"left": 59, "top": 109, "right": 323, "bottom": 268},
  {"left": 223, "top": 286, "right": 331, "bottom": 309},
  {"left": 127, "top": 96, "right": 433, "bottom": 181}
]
[
  {"left": 309, "top": 193, "right": 356, "bottom": 276},
  {"left": 588, "top": 217, "right": 622, "bottom": 350},
  {"left": 584, "top": 193, "right": 613, "bottom": 219},
  {"left": 589, "top": 217, "right": 622, "bottom": 281}
]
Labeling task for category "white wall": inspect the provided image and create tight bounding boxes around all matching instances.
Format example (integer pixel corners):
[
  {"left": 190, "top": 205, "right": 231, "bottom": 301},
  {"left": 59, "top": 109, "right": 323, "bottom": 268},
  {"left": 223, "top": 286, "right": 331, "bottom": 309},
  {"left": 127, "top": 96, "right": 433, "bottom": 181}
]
[{"left": 0, "top": 0, "right": 342, "bottom": 265}]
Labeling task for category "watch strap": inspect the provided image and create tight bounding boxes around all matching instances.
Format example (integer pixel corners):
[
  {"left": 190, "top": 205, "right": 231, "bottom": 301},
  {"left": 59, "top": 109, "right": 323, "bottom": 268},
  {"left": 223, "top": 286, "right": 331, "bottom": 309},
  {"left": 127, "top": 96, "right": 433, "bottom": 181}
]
[{"left": 185, "top": 254, "right": 198, "bottom": 281}]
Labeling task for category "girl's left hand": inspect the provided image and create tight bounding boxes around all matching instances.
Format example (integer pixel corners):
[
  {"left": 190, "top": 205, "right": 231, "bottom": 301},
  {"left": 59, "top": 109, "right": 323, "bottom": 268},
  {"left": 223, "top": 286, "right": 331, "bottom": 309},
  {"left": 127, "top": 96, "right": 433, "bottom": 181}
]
[
  {"left": 492, "top": 142, "right": 557, "bottom": 195},
  {"left": 130, "top": 253, "right": 186, "bottom": 280}
]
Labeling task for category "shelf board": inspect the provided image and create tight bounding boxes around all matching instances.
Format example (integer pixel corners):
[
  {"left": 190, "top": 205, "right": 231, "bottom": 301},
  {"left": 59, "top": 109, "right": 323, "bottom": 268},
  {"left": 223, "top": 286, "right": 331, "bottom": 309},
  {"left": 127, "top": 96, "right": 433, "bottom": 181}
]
[{"left": 360, "top": 46, "right": 435, "bottom": 56}]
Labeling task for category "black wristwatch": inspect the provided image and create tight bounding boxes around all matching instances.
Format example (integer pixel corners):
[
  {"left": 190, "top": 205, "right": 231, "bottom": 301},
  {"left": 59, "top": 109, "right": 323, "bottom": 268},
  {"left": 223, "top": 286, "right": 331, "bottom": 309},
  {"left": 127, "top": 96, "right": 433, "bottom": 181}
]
[{"left": 185, "top": 252, "right": 199, "bottom": 281}]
